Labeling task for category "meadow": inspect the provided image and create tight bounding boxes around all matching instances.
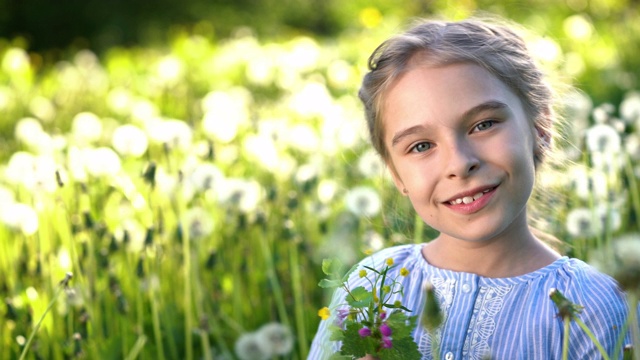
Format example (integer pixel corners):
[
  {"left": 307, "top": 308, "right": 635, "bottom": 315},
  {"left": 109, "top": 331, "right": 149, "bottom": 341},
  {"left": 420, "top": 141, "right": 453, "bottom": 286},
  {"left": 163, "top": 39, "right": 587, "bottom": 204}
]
[{"left": 0, "top": 11, "right": 639, "bottom": 360}]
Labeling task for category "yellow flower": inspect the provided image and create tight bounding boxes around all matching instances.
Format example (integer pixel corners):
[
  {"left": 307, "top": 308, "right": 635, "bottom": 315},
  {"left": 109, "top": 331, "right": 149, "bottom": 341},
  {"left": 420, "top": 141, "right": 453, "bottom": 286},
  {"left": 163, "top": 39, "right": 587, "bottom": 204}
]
[
  {"left": 373, "top": 294, "right": 379, "bottom": 303},
  {"left": 400, "top": 267, "right": 409, "bottom": 277},
  {"left": 359, "top": 269, "right": 367, "bottom": 278},
  {"left": 382, "top": 285, "right": 391, "bottom": 294},
  {"left": 364, "top": 249, "right": 373, "bottom": 255},
  {"left": 386, "top": 258, "right": 394, "bottom": 266},
  {"left": 318, "top": 307, "right": 331, "bottom": 320}
]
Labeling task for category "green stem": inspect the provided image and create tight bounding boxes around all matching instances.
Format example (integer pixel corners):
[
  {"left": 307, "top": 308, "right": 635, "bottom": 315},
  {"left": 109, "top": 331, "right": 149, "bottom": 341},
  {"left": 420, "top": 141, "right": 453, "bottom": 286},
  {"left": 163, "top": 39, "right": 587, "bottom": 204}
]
[
  {"left": 574, "top": 317, "right": 610, "bottom": 360},
  {"left": 562, "top": 317, "right": 570, "bottom": 360},
  {"left": 290, "top": 242, "right": 308, "bottom": 359},
  {"left": 124, "top": 334, "right": 148, "bottom": 360},
  {"left": 181, "top": 217, "right": 193, "bottom": 360},
  {"left": 624, "top": 154, "right": 640, "bottom": 232},
  {"left": 258, "top": 235, "right": 289, "bottom": 325},
  {"left": 413, "top": 213, "right": 424, "bottom": 244},
  {"left": 18, "top": 274, "right": 72, "bottom": 360},
  {"left": 627, "top": 292, "right": 640, "bottom": 360},
  {"left": 151, "top": 293, "right": 166, "bottom": 360}
]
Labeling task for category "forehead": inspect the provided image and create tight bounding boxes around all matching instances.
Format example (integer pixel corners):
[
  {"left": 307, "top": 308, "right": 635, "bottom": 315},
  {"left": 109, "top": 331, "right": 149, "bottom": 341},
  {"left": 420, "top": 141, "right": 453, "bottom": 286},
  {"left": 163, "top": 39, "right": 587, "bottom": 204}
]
[{"left": 381, "top": 62, "right": 527, "bottom": 134}]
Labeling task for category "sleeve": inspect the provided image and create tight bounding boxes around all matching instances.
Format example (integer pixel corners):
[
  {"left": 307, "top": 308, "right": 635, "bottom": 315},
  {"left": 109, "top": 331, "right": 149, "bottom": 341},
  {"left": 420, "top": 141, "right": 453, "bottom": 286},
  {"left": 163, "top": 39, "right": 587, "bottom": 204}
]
[{"left": 565, "top": 262, "right": 633, "bottom": 359}]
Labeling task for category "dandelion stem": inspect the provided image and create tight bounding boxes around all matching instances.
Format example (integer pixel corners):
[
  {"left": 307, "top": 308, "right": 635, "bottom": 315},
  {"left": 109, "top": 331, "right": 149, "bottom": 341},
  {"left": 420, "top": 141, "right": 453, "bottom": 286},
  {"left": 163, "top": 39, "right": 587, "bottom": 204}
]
[
  {"left": 625, "top": 153, "right": 640, "bottom": 232},
  {"left": 289, "top": 241, "right": 308, "bottom": 359},
  {"left": 258, "top": 234, "right": 289, "bottom": 326},
  {"left": 413, "top": 213, "right": 424, "bottom": 244},
  {"left": 574, "top": 317, "right": 610, "bottom": 360},
  {"left": 124, "top": 334, "right": 147, "bottom": 360},
  {"left": 562, "top": 316, "right": 570, "bottom": 360},
  {"left": 627, "top": 292, "right": 640, "bottom": 360},
  {"left": 150, "top": 293, "right": 166, "bottom": 360},
  {"left": 18, "top": 273, "right": 72, "bottom": 360},
  {"left": 182, "top": 219, "right": 193, "bottom": 360}
]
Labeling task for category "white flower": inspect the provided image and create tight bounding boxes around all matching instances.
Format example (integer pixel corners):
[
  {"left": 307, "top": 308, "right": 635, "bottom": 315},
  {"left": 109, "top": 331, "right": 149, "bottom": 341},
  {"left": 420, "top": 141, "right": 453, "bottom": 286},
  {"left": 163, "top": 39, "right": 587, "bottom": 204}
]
[
  {"left": 363, "top": 230, "right": 385, "bottom": 252},
  {"left": 106, "top": 88, "right": 134, "bottom": 116},
  {"left": 72, "top": 112, "right": 103, "bottom": 144},
  {"left": 620, "top": 91, "right": 640, "bottom": 123},
  {"left": 217, "top": 178, "right": 264, "bottom": 213},
  {"left": 294, "top": 163, "right": 319, "bottom": 188},
  {"left": 317, "top": 179, "right": 338, "bottom": 204},
  {"left": 188, "top": 163, "right": 225, "bottom": 193},
  {"left": 112, "top": 124, "right": 148, "bottom": 157},
  {"left": 594, "top": 205, "right": 622, "bottom": 233},
  {"left": 14, "top": 117, "right": 44, "bottom": 145},
  {"left": 201, "top": 88, "right": 251, "bottom": 143},
  {"left": 565, "top": 207, "right": 598, "bottom": 238},
  {"left": 327, "top": 59, "right": 354, "bottom": 89},
  {"left": 284, "top": 124, "right": 320, "bottom": 153},
  {"left": 585, "top": 123, "right": 620, "bottom": 154},
  {"left": 84, "top": 147, "right": 122, "bottom": 178},
  {"left": 146, "top": 118, "right": 193, "bottom": 151},
  {"left": 625, "top": 133, "right": 640, "bottom": 161},
  {"left": 5, "top": 152, "right": 59, "bottom": 192},
  {"left": 234, "top": 332, "right": 269, "bottom": 360},
  {"left": 288, "top": 81, "right": 333, "bottom": 118},
  {"left": 243, "top": 133, "right": 280, "bottom": 170},
  {"left": 255, "top": 323, "right": 293, "bottom": 356},
  {"left": 0, "top": 202, "right": 39, "bottom": 236},
  {"left": 591, "top": 103, "right": 615, "bottom": 124},
  {"left": 357, "top": 149, "right": 384, "bottom": 178},
  {"left": 182, "top": 206, "right": 214, "bottom": 240},
  {"left": 2, "top": 48, "right": 30, "bottom": 74},
  {"left": 155, "top": 55, "right": 184, "bottom": 84},
  {"left": 345, "top": 186, "right": 382, "bottom": 217},
  {"left": 29, "top": 96, "right": 56, "bottom": 123}
]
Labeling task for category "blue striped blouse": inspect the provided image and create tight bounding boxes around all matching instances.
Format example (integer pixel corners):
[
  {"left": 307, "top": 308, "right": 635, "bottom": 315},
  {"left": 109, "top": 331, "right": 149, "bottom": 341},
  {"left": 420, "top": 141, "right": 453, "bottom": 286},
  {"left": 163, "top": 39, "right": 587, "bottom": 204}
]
[{"left": 309, "top": 244, "right": 634, "bottom": 360}]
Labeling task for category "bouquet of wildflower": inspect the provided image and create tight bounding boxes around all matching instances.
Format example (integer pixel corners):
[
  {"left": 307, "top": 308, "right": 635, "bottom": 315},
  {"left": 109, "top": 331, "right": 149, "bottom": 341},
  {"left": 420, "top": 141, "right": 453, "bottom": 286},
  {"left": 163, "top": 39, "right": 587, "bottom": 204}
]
[{"left": 318, "top": 257, "right": 420, "bottom": 359}]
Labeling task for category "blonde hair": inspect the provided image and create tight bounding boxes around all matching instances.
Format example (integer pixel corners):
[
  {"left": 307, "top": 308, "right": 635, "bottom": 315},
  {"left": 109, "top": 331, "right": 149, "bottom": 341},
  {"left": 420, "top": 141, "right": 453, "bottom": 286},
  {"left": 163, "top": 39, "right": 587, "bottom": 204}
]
[{"left": 358, "top": 17, "right": 556, "bottom": 167}]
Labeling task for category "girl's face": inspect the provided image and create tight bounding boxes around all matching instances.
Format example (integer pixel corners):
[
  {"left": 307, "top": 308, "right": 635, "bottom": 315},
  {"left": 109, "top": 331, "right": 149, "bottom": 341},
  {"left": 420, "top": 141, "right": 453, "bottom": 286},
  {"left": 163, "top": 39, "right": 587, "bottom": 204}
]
[{"left": 383, "top": 62, "right": 538, "bottom": 245}]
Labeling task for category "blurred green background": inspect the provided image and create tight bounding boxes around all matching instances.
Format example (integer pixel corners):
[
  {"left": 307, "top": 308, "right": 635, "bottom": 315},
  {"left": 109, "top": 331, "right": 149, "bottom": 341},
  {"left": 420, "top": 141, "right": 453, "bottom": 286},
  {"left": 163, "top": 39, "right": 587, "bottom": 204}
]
[{"left": 0, "top": 0, "right": 639, "bottom": 359}]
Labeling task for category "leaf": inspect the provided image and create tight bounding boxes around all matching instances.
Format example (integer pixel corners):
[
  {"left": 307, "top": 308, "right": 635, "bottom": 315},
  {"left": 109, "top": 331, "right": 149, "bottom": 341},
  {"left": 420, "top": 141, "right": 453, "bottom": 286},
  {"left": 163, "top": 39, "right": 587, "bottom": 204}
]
[
  {"left": 346, "top": 286, "right": 373, "bottom": 308},
  {"left": 341, "top": 263, "right": 360, "bottom": 283},
  {"left": 329, "top": 325, "right": 345, "bottom": 342},
  {"left": 340, "top": 322, "right": 376, "bottom": 358},
  {"left": 328, "top": 354, "right": 352, "bottom": 360},
  {"left": 386, "top": 312, "right": 417, "bottom": 340},
  {"left": 362, "top": 265, "right": 382, "bottom": 275},
  {"left": 322, "top": 258, "right": 344, "bottom": 276},
  {"left": 319, "top": 279, "right": 343, "bottom": 289},
  {"left": 378, "top": 336, "right": 421, "bottom": 360}
]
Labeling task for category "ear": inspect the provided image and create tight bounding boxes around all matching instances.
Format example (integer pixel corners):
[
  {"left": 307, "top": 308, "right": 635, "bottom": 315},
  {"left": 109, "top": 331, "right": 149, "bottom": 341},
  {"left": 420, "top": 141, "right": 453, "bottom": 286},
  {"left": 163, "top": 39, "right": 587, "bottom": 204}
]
[{"left": 386, "top": 160, "right": 408, "bottom": 196}]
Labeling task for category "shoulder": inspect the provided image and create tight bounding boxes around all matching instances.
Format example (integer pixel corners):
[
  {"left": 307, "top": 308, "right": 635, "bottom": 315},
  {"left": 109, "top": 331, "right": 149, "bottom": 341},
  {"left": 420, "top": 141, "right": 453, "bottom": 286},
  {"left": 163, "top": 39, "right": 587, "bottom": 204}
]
[{"left": 360, "top": 243, "right": 423, "bottom": 267}]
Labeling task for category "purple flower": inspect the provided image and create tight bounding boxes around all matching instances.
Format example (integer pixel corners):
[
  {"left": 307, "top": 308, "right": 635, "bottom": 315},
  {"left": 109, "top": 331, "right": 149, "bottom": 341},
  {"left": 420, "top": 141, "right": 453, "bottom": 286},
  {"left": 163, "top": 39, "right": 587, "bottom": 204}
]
[
  {"left": 382, "top": 337, "right": 393, "bottom": 348},
  {"left": 358, "top": 327, "right": 372, "bottom": 338},
  {"left": 380, "top": 323, "right": 392, "bottom": 337},
  {"left": 379, "top": 311, "right": 387, "bottom": 320}
]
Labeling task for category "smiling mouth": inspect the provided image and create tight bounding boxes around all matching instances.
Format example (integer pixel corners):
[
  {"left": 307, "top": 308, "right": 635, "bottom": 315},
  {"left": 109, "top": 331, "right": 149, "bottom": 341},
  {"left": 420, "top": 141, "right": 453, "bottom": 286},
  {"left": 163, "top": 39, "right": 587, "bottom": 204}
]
[{"left": 447, "top": 187, "right": 496, "bottom": 205}]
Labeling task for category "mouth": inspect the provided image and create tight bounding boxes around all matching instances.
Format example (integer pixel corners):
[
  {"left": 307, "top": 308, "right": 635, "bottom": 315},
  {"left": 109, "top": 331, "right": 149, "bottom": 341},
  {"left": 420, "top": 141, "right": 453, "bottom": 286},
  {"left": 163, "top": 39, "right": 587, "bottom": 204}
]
[{"left": 444, "top": 186, "right": 498, "bottom": 206}]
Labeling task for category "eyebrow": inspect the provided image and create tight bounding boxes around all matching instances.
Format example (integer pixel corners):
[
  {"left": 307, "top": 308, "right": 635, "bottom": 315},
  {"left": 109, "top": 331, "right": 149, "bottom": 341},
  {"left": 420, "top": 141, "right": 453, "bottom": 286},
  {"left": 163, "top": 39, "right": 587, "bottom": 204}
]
[{"left": 390, "top": 100, "right": 509, "bottom": 147}]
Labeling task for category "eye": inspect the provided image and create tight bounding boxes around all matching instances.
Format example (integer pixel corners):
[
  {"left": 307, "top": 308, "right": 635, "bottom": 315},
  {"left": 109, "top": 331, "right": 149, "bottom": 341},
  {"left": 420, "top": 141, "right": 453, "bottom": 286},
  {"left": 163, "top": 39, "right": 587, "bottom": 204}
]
[
  {"left": 410, "top": 142, "right": 433, "bottom": 153},
  {"left": 472, "top": 120, "right": 496, "bottom": 132}
]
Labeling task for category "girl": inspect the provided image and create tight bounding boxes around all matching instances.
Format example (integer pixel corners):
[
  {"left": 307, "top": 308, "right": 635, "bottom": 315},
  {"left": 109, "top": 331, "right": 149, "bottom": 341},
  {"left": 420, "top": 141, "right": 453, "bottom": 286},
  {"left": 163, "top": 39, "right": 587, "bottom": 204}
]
[{"left": 309, "top": 17, "right": 633, "bottom": 359}]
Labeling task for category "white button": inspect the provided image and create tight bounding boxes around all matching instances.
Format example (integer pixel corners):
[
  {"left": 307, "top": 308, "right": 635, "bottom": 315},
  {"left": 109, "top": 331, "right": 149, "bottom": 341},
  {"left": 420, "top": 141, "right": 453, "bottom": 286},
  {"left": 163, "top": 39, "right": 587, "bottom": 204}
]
[
  {"left": 445, "top": 352, "right": 454, "bottom": 360},
  {"left": 462, "top": 283, "right": 471, "bottom": 293}
]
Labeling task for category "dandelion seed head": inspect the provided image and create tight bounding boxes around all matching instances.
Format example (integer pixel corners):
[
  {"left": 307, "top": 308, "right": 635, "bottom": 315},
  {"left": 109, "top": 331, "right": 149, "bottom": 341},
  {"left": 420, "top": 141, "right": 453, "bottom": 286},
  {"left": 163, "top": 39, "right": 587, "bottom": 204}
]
[
  {"left": 288, "top": 81, "right": 333, "bottom": 118},
  {"left": 25, "top": 287, "right": 38, "bottom": 301},
  {"left": 156, "top": 55, "right": 184, "bottom": 84},
  {"left": 14, "top": 117, "right": 43, "bottom": 144},
  {"left": 256, "top": 322, "right": 294, "bottom": 356},
  {"left": 15, "top": 335, "right": 26, "bottom": 347},
  {"left": 621, "top": 91, "right": 640, "bottom": 124},
  {"left": 182, "top": 206, "right": 214, "bottom": 240},
  {"left": 327, "top": 59, "right": 353, "bottom": 89},
  {"left": 246, "top": 53, "right": 276, "bottom": 85},
  {"left": 131, "top": 99, "right": 159, "bottom": 123},
  {"left": 243, "top": 133, "right": 280, "bottom": 169},
  {"left": 112, "top": 124, "right": 148, "bottom": 157},
  {"left": 284, "top": 124, "right": 319, "bottom": 153},
  {"left": 565, "top": 207, "right": 598, "bottom": 238},
  {"left": 107, "top": 88, "right": 134, "bottom": 115},
  {"left": 188, "top": 163, "right": 225, "bottom": 193},
  {"left": 625, "top": 133, "right": 640, "bottom": 160},
  {"left": 363, "top": 230, "right": 384, "bottom": 252},
  {"left": 58, "top": 248, "right": 72, "bottom": 271},
  {"left": 72, "top": 112, "right": 103, "bottom": 144},
  {"left": 563, "top": 14, "right": 593, "bottom": 41},
  {"left": 234, "top": 332, "right": 270, "bottom": 360},
  {"left": 217, "top": 178, "right": 264, "bottom": 213},
  {"left": 201, "top": 88, "right": 251, "bottom": 143},
  {"left": 147, "top": 118, "right": 193, "bottom": 151},
  {"left": 29, "top": 96, "right": 56, "bottom": 123},
  {"left": 282, "top": 36, "right": 321, "bottom": 74},
  {"left": 317, "top": 180, "right": 338, "bottom": 204},
  {"left": 585, "top": 123, "right": 621, "bottom": 154},
  {"left": 2, "top": 48, "right": 30, "bottom": 74},
  {"left": 357, "top": 149, "right": 384, "bottom": 178},
  {"left": 345, "top": 186, "right": 382, "bottom": 217},
  {"left": 0, "top": 202, "right": 39, "bottom": 236},
  {"left": 84, "top": 147, "right": 122, "bottom": 178},
  {"left": 5, "top": 152, "right": 59, "bottom": 192}
]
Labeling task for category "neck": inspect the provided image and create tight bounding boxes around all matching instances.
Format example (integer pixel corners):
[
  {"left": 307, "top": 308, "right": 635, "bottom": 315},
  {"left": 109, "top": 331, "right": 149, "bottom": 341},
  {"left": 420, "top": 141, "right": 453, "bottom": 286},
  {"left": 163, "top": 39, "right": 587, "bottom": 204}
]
[{"left": 422, "top": 228, "right": 560, "bottom": 278}]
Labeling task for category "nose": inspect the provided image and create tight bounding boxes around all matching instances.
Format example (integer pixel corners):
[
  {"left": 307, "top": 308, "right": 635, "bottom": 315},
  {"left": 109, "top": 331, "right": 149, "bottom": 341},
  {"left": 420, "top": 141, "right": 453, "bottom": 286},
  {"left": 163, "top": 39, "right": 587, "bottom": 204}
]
[{"left": 445, "top": 137, "right": 480, "bottom": 179}]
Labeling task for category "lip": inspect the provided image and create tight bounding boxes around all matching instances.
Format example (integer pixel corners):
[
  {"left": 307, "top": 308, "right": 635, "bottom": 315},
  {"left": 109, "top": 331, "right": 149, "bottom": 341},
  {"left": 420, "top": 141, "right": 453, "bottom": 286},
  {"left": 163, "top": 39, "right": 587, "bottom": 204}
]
[
  {"left": 442, "top": 184, "right": 499, "bottom": 215},
  {"left": 442, "top": 184, "right": 499, "bottom": 204}
]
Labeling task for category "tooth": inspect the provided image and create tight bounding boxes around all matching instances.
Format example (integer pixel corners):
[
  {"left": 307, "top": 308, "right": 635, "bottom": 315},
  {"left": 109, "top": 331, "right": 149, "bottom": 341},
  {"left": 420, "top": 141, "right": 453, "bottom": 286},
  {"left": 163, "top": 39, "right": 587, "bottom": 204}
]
[
  {"left": 462, "top": 196, "right": 473, "bottom": 204},
  {"left": 472, "top": 192, "right": 483, "bottom": 201},
  {"left": 456, "top": 198, "right": 463, "bottom": 204}
]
